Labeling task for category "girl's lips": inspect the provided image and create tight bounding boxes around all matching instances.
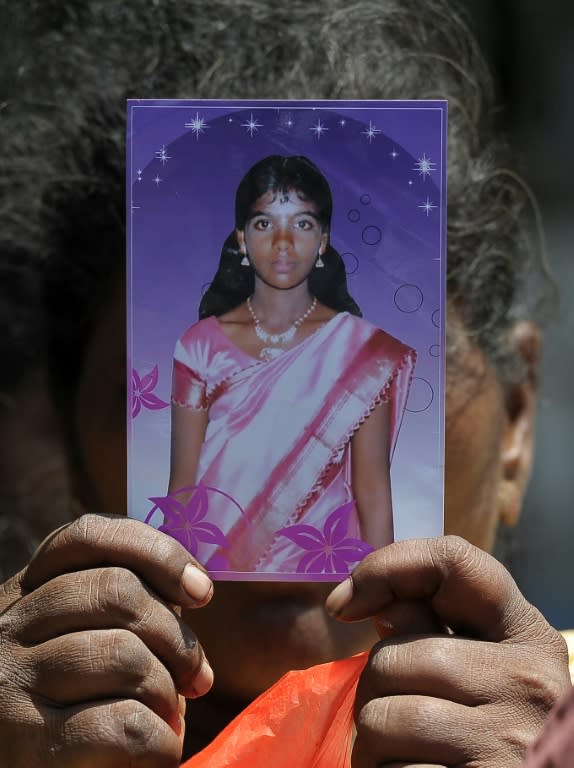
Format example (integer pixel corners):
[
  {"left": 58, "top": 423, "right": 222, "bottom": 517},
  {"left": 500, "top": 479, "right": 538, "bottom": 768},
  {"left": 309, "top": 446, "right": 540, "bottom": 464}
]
[{"left": 272, "top": 259, "right": 295, "bottom": 273}]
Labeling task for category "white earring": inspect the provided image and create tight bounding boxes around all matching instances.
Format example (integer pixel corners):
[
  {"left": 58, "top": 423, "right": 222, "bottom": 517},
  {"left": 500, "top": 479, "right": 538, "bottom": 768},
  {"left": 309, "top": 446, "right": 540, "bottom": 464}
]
[
  {"left": 240, "top": 251, "right": 249, "bottom": 267},
  {"left": 315, "top": 252, "right": 325, "bottom": 268}
]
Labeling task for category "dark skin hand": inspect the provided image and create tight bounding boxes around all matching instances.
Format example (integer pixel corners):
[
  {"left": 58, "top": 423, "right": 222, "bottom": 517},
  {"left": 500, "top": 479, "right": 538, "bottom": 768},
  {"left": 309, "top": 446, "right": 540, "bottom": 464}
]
[
  {"left": 0, "top": 515, "right": 214, "bottom": 768},
  {"left": 326, "top": 536, "right": 571, "bottom": 768},
  {"left": 0, "top": 523, "right": 569, "bottom": 767}
]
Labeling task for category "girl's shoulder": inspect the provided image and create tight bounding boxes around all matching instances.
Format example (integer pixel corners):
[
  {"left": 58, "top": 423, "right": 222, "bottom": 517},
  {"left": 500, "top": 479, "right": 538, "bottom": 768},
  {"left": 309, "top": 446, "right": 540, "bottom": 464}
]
[
  {"left": 175, "top": 317, "right": 224, "bottom": 374},
  {"left": 339, "top": 313, "right": 416, "bottom": 360},
  {"left": 178, "top": 317, "right": 219, "bottom": 349},
  {"left": 175, "top": 316, "right": 248, "bottom": 384}
]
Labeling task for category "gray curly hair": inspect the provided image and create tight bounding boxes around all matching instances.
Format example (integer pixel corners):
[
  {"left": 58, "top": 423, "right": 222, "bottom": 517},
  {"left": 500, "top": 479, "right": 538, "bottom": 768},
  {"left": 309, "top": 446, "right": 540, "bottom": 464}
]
[{"left": 0, "top": 0, "right": 553, "bottom": 398}]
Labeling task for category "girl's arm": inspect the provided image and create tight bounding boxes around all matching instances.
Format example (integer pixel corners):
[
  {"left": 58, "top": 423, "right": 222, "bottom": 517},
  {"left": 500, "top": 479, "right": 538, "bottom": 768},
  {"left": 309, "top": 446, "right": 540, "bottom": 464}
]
[
  {"left": 168, "top": 403, "right": 209, "bottom": 494},
  {"left": 350, "top": 401, "right": 393, "bottom": 548}
]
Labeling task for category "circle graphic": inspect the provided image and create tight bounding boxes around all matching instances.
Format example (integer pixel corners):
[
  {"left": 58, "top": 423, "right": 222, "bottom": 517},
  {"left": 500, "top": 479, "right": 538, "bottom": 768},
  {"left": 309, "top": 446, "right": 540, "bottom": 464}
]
[
  {"left": 432, "top": 309, "right": 440, "bottom": 328},
  {"left": 394, "top": 284, "right": 423, "bottom": 313},
  {"left": 342, "top": 252, "right": 359, "bottom": 275},
  {"left": 406, "top": 377, "right": 434, "bottom": 413},
  {"left": 360, "top": 194, "right": 371, "bottom": 205},
  {"left": 429, "top": 344, "right": 440, "bottom": 358},
  {"left": 362, "top": 225, "right": 382, "bottom": 246},
  {"left": 348, "top": 209, "right": 361, "bottom": 223}
]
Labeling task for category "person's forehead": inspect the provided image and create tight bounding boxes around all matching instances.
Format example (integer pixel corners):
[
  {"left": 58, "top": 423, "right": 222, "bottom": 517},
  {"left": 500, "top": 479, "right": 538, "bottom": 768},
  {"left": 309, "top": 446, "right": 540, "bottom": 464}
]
[{"left": 251, "top": 188, "right": 316, "bottom": 212}]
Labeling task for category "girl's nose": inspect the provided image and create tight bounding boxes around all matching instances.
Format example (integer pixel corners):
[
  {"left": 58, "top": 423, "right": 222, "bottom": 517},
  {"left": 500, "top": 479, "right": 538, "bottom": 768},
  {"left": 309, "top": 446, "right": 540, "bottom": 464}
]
[{"left": 273, "top": 225, "right": 292, "bottom": 248}]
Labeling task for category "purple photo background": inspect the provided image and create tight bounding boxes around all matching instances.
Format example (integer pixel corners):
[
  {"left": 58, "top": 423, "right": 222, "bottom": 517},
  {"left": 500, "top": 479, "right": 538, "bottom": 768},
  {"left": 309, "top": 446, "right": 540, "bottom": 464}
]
[{"left": 127, "top": 100, "right": 446, "bottom": 579}]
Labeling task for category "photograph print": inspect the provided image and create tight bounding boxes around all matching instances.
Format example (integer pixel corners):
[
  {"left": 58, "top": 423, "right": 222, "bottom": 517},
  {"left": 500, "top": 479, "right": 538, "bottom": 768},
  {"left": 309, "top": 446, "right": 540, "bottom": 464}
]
[{"left": 127, "top": 99, "right": 446, "bottom": 581}]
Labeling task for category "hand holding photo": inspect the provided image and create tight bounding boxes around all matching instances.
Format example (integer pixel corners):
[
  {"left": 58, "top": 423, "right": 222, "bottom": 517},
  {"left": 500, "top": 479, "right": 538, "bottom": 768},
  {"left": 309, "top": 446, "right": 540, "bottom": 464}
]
[{"left": 127, "top": 100, "right": 446, "bottom": 580}]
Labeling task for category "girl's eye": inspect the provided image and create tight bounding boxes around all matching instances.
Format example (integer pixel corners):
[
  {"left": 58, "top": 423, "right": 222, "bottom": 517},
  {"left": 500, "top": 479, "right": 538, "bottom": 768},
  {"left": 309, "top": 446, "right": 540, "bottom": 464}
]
[
  {"left": 296, "top": 219, "right": 314, "bottom": 230},
  {"left": 253, "top": 219, "right": 270, "bottom": 231}
]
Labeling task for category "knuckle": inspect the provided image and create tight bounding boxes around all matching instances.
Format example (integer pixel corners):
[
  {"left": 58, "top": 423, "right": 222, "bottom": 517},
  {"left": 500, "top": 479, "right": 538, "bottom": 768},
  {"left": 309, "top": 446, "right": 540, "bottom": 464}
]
[
  {"left": 531, "top": 619, "right": 570, "bottom": 667},
  {"left": 135, "top": 656, "right": 164, "bottom": 696},
  {"left": 549, "top": 629, "right": 571, "bottom": 671},
  {"left": 112, "top": 700, "right": 180, "bottom": 767},
  {"left": 0, "top": 605, "right": 18, "bottom": 643},
  {"left": 370, "top": 636, "right": 450, "bottom": 682},
  {"left": 432, "top": 535, "right": 494, "bottom": 587},
  {"left": 122, "top": 701, "right": 156, "bottom": 749},
  {"left": 437, "top": 534, "right": 474, "bottom": 564},
  {"left": 355, "top": 697, "right": 386, "bottom": 740},
  {"left": 505, "top": 652, "right": 570, "bottom": 720},
  {"left": 66, "top": 513, "right": 111, "bottom": 546},
  {"left": 148, "top": 534, "right": 184, "bottom": 567},
  {"left": 356, "top": 694, "right": 444, "bottom": 745},
  {"left": 406, "top": 694, "right": 442, "bottom": 727},
  {"left": 484, "top": 705, "right": 538, "bottom": 760},
  {"left": 106, "top": 630, "right": 153, "bottom": 680},
  {"left": 369, "top": 639, "right": 402, "bottom": 678},
  {"left": 96, "top": 567, "right": 146, "bottom": 620}
]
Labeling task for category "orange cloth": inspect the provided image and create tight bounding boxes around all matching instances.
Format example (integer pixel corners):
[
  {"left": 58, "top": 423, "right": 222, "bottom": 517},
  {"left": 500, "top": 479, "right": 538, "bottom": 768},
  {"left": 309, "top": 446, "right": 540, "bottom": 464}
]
[{"left": 183, "top": 652, "right": 368, "bottom": 768}]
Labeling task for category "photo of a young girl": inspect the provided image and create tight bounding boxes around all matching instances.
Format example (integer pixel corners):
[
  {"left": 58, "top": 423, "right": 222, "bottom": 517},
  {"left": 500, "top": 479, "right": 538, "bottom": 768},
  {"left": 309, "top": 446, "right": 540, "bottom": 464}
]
[
  {"left": 127, "top": 100, "right": 446, "bottom": 580},
  {"left": 168, "top": 154, "right": 415, "bottom": 574}
]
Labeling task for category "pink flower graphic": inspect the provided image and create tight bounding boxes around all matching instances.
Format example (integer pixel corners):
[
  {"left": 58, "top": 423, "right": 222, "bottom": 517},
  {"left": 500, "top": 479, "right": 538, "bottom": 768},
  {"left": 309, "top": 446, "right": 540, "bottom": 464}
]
[
  {"left": 277, "top": 501, "right": 374, "bottom": 574},
  {"left": 148, "top": 484, "right": 229, "bottom": 557},
  {"left": 131, "top": 365, "right": 169, "bottom": 418}
]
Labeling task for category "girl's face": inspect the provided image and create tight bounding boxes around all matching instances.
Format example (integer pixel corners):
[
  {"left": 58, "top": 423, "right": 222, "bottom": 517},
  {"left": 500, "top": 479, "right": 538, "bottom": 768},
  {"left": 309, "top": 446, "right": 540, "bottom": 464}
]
[
  {"left": 236, "top": 188, "right": 328, "bottom": 292},
  {"left": 71, "top": 284, "right": 538, "bottom": 704}
]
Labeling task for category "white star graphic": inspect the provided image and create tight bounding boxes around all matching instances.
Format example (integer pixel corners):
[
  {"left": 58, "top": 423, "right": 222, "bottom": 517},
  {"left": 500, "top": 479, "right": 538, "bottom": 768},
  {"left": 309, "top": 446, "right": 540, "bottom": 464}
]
[
  {"left": 418, "top": 197, "right": 436, "bottom": 216},
  {"left": 309, "top": 119, "right": 328, "bottom": 139},
  {"left": 390, "top": 149, "right": 399, "bottom": 159},
  {"left": 362, "top": 121, "right": 381, "bottom": 143},
  {"left": 137, "top": 169, "right": 143, "bottom": 182},
  {"left": 339, "top": 119, "right": 346, "bottom": 127},
  {"left": 153, "top": 175, "right": 162, "bottom": 186},
  {"left": 278, "top": 112, "right": 294, "bottom": 129},
  {"left": 414, "top": 153, "right": 436, "bottom": 179},
  {"left": 184, "top": 112, "right": 208, "bottom": 139},
  {"left": 155, "top": 145, "right": 171, "bottom": 165},
  {"left": 241, "top": 113, "right": 263, "bottom": 137}
]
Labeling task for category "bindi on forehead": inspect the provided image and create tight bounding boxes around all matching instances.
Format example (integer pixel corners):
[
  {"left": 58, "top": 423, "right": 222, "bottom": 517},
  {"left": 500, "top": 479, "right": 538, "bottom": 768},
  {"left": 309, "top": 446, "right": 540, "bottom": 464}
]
[
  {"left": 257, "top": 188, "right": 310, "bottom": 207},
  {"left": 244, "top": 188, "right": 322, "bottom": 227}
]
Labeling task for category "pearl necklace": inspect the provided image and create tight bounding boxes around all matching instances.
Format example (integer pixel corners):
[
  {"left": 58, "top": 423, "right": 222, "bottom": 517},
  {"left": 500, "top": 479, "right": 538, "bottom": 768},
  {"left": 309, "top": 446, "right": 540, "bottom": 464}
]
[{"left": 247, "top": 296, "right": 318, "bottom": 361}]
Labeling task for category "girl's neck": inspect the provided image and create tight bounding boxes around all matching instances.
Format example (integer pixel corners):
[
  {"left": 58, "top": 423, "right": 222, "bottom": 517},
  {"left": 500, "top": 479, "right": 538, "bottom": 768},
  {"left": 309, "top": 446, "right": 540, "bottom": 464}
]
[{"left": 250, "top": 281, "right": 314, "bottom": 331}]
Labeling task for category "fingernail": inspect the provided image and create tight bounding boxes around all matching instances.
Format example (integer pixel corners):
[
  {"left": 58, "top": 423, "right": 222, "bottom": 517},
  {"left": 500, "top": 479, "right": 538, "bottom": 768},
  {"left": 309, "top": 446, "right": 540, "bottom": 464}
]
[
  {"left": 325, "top": 576, "right": 354, "bottom": 617},
  {"left": 191, "top": 658, "right": 214, "bottom": 697},
  {"left": 181, "top": 564, "right": 213, "bottom": 604}
]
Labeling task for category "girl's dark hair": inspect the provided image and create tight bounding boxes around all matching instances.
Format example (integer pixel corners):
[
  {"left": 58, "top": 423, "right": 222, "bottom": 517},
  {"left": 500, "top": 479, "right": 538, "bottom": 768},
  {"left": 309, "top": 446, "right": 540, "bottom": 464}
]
[
  {"left": 199, "top": 155, "right": 361, "bottom": 318},
  {"left": 235, "top": 155, "right": 332, "bottom": 232}
]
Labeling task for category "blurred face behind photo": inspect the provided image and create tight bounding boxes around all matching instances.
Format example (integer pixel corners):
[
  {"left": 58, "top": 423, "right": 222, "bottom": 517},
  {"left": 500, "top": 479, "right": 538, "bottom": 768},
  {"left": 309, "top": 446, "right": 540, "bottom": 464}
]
[
  {"left": 0, "top": 0, "right": 543, "bottom": 709},
  {"left": 71, "top": 276, "right": 536, "bottom": 699}
]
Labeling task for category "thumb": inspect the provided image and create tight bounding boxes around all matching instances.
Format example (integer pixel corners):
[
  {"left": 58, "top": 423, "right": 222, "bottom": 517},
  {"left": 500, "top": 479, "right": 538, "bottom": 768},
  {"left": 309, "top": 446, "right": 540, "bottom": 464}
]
[{"left": 326, "top": 536, "right": 537, "bottom": 643}]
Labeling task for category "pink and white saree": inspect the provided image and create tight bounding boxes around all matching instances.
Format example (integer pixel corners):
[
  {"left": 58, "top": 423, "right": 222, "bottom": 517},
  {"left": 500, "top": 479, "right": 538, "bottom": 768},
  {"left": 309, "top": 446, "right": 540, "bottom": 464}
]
[{"left": 169, "top": 312, "right": 415, "bottom": 577}]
